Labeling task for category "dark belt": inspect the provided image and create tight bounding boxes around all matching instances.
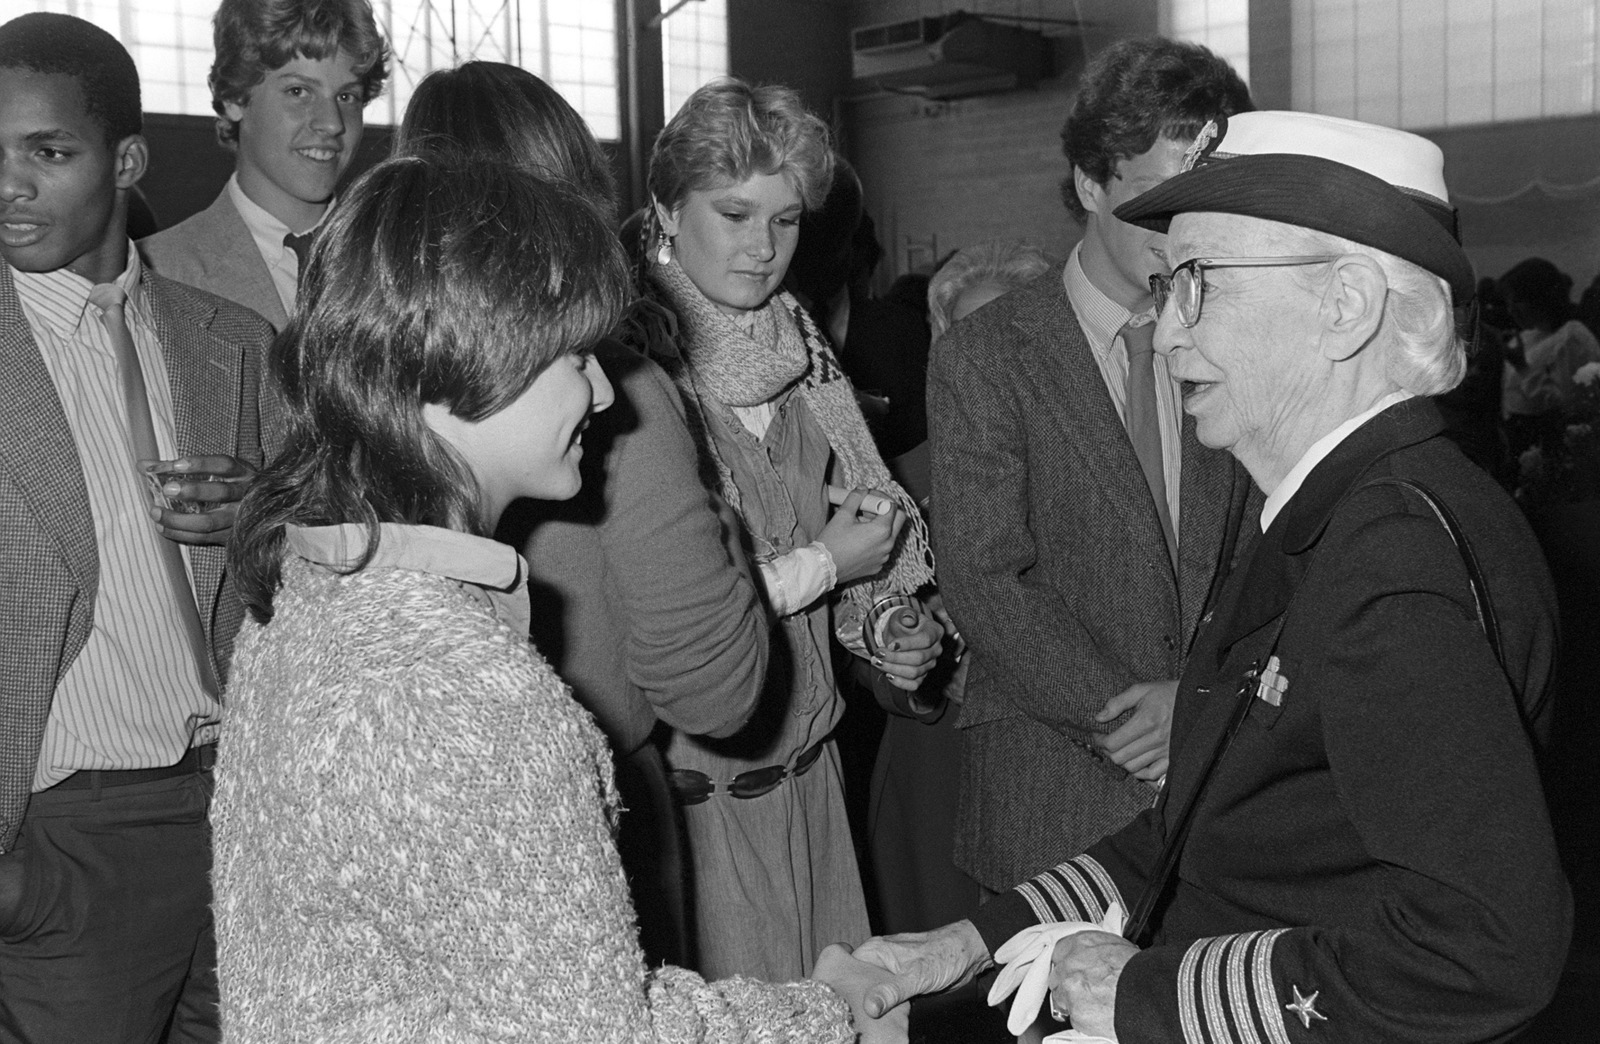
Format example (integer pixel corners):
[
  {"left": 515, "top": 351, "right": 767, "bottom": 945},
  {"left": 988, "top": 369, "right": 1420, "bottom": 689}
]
[
  {"left": 668, "top": 738, "right": 827, "bottom": 805},
  {"left": 49, "top": 743, "right": 217, "bottom": 791}
]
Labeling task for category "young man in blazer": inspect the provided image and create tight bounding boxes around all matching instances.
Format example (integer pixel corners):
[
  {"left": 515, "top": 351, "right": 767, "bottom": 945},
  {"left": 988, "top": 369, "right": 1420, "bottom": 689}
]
[
  {"left": 141, "top": 0, "right": 388, "bottom": 330},
  {"left": 927, "top": 38, "right": 1256, "bottom": 903},
  {"left": 0, "top": 14, "right": 270, "bottom": 1042}
]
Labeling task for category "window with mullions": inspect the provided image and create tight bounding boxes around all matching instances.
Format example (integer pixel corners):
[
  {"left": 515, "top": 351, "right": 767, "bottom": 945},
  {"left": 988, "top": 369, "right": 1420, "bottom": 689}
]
[
  {"left": 1164, "top": 0, "right": 1251, "bottom": 85},
  {"left": 25, "top": 0, "right": 216, "bottom": 116},
  {"left": 1290, "top": 0, "right": 1600, "bottom": 129},
  {"left": 661, "top": 0, "right": 727, "bottom": 119},
  {"left": 13, "top": 0, "right": 622, "bottom": 141},
  {"left": 376, "top": 0, "right": 618, "bottom": 138}
]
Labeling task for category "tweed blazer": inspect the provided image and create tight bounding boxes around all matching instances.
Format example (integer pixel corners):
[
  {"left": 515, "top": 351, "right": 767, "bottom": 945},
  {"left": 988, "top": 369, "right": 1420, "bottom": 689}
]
[
  {"left": 971, "top": 398, "right": 1569, "bottom": 1044},
  {"left": 0, "top": 261, "right": 270, "bottom": 851},
  {"left": 928, "top": 262, "right": 1253, "bottom": 889},
  {"left": 140, "top": 189, "right": 288, "bottom": 332}
]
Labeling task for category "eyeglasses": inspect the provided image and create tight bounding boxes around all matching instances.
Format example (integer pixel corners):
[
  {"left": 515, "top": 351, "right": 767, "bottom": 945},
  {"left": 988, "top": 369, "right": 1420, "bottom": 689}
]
[{"left": 1149, "top": 255, "right": 1342, "bottom": 329}]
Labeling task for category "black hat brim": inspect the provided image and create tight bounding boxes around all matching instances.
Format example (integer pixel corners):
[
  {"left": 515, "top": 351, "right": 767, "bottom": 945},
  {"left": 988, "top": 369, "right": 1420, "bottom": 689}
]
[{"left": 1114, "top": 153, "right": 1475, "bottom": 303}]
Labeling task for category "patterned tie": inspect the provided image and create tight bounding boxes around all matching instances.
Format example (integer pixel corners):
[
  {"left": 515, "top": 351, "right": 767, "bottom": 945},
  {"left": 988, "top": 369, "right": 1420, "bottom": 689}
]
[
  {"left": 1122, "top": 317, "right": 1177, "bottom": 570},
  {"left": 88, "top": 283, "right": 220, "bottom": 697},
  {"left": 283, "top": 230, "right": 315, "bottom": 286}
]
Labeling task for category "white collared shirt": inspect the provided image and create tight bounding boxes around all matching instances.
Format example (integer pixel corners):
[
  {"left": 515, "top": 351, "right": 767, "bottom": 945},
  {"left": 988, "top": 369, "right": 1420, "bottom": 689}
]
[
  {"left": 286, "top": 523, "right": 533, "bottom": 638},
  {"left": 226, "top": 173, "right": 328, "bottom": 316},
  {"left": 1061, "top": 244, "right": 1185, "bottom": 543},
  {"left": 1260, "top": 391, "right": 1415, "bottom": 532},
  {"left": 15, "top": 243, "right": 218, "bottom": 787}
]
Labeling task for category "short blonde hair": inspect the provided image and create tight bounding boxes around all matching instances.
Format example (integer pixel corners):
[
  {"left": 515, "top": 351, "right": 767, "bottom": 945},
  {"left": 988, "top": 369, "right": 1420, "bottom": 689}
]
[
  {"left": 648, "top": 78, "right": 834, "bottom": 212},
  {"left": 928, "top": 241, "right": 1052, "bottom": 339}
]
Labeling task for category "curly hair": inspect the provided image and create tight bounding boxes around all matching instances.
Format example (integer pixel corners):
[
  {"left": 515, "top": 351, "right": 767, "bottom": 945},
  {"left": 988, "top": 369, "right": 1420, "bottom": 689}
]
[
  {"left": 648, "top": 77, "right": 834, "bottom": 214},
  {"left": 1060, "top": 37, "right": 1252, "bottom": 222},
  {"left": 0, "top": 13, "right": 140, "bottom": 146},
  {"left": 231, "top": 153, "right": 629, "bottom": 622},
  {"left": 210, "top": 0, "right": 389, "bottom": 147}
]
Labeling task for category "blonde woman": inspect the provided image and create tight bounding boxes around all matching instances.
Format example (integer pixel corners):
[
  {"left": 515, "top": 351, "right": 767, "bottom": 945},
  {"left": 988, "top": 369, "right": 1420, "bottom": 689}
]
[{"left": 636, "top": 79, "right": 944, "bottom": 981}]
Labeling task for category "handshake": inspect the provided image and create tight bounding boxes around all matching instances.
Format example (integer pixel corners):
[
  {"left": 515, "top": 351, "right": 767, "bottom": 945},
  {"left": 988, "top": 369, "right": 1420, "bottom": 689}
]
[{"left": 808, "top": 910, "right": 1133, "bottom": 1043}]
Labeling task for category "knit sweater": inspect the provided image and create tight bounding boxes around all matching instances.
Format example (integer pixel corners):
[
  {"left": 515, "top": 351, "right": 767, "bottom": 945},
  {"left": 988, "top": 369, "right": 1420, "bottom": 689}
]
[{"left": 212, "top": 544, "right": 853, "bottom": 1043}]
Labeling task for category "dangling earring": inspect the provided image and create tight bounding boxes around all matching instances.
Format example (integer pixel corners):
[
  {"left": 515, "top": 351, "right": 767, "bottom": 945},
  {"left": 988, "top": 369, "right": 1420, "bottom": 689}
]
[{"left": 655, "top": 228, "right": 674, "bottom": 266}]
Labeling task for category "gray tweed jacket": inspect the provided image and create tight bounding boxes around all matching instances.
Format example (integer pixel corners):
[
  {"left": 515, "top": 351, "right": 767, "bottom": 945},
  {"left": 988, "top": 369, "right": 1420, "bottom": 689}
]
[
  {"left": 0, "top": 261, "right": 270, "bottom": 851},
  {"left": 928, "top": 261, "right": 1254, "bottom": 890}
]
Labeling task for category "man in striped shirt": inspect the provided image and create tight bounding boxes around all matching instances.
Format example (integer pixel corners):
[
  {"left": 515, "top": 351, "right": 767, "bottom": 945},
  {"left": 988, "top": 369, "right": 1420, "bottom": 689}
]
[{"left": 0, "top": 14, "right": 270, "bottom": 1043}]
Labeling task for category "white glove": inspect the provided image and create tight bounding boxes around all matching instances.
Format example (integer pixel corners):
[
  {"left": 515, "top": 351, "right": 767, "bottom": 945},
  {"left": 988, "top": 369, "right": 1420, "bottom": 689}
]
[{"left": 986, "top": 903, "right": 1125, "bottom": 1037}]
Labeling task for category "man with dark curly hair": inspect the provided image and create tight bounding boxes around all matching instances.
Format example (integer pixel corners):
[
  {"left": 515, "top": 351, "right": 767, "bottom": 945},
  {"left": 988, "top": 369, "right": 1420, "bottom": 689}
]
[
  {"left": 142, "top": 0, "right": 387, "bottom": 331},
  {"left": 924, "top": 36, "right": 1256, "bottom": 940}
]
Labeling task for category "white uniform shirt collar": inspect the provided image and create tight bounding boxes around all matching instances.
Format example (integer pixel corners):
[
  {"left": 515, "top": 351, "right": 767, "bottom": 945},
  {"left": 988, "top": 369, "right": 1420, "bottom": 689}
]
[
  {"left": 286, "top": 523, "right": 531, "bottom": 636},
  {"left": 1260, "top": 390, "right": 1415, "bottom": 532}
]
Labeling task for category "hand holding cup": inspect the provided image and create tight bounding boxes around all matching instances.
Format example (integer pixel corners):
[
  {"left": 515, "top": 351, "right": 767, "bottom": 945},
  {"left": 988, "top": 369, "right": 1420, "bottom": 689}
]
[{"left": 140, "top": 455, "right": 256, "bottom": 546}]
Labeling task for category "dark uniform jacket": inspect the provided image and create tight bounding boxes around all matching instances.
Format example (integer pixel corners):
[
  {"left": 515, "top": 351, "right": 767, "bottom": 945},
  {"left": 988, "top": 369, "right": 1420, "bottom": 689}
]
[{"left": 972, "top": 397, "right": 1570, "bottom": 1044}]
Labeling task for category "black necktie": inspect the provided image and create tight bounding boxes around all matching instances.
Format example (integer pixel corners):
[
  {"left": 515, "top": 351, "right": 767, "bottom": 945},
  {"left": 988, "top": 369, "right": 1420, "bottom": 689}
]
[{"left": 283, "top": 230, "right": 315, "bottom": 286}]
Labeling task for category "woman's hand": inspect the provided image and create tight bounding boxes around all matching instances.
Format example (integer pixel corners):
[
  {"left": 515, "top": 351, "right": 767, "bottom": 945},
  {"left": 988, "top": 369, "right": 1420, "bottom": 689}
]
[
  {"left": 818, "top": 488, "right": 906, "bottom": 584},
  {"left": 874, "top": 600, "right": 944, "bottom": 691}
]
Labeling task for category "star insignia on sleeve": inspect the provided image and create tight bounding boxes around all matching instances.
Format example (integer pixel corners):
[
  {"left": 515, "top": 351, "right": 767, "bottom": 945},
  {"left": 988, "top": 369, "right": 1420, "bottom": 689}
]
[{"left": 1285, "top": 984, "right": 1328, "bottom": 1029}]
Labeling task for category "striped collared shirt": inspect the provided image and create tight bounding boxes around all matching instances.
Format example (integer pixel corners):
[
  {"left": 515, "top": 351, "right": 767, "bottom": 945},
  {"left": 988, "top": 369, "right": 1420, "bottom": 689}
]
[
  {"left": 14, "top": 244, "right": 218, "bottom": 790},
  {"left": 1061, "top": 244, "right": 1185, "bottom": 543}
]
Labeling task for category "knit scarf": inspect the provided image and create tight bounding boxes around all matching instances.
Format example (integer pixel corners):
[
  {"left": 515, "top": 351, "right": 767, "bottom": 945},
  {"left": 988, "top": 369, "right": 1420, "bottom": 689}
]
[{"left": 645, "top": 257, "right": 936, "bottom": 629}]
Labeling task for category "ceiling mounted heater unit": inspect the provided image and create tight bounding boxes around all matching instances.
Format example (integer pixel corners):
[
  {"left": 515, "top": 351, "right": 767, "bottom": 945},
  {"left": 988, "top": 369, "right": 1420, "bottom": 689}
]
[{"left": 850, "top": 10, "right": 1052, "bottom": 100}]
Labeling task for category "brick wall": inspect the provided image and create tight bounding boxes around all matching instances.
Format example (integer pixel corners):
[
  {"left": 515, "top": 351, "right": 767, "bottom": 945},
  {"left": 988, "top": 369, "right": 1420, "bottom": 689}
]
[{"left": 841, "top": 0, "right": 1155, "bottom": 286}]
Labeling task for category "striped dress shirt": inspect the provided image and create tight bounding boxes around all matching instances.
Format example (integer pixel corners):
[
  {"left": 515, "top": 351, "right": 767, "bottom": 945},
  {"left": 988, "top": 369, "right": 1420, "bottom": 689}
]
[
  {"left": 13, "top": 248, "right": 217, "bottom": 790},
  {"left": 1061, "top": 245, "right": 1185, "bottom": 544}
]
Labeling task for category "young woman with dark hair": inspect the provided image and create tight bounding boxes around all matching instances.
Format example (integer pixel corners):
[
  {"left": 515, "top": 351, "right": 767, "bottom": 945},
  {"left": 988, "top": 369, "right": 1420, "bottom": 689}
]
[
  {"left": 392, "top": 61, "right": 773, "bottom": 971},
  {"left": 214, "top": 152, "right": 878, "bottom": 1041}
]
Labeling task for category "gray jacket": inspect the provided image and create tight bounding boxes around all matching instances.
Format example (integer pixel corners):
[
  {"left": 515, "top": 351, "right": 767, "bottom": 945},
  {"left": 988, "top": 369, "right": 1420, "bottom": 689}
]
[{"left": 928, "top": 262, "right": 1253, "bottom": 888}]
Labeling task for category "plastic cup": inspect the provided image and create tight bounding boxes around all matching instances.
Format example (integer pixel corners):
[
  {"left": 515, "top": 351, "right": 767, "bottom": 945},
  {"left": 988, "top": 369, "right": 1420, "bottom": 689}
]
[{"left": 139, "top": 460, "right": 229, "bottom": 514}]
